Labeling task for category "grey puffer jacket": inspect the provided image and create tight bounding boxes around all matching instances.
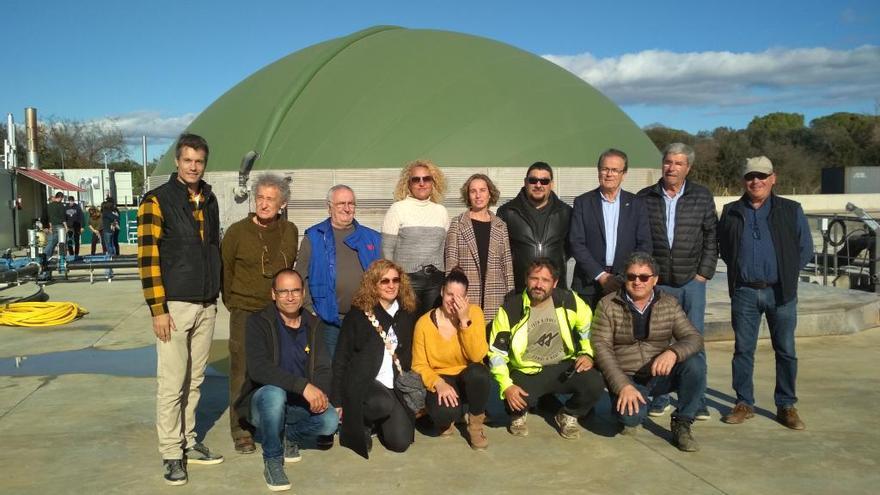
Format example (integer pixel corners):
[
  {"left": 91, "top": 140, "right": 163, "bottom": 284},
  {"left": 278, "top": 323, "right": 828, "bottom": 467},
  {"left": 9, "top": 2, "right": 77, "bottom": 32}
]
[{"left": 637, "top": 180, "right": 718, "bottom": 287}]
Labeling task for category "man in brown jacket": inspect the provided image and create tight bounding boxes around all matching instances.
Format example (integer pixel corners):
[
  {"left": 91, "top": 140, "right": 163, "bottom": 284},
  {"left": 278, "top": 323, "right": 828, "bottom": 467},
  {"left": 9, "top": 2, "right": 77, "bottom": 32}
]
[{"left": 591, "top": 252, "right": 705, "bottom": 452}]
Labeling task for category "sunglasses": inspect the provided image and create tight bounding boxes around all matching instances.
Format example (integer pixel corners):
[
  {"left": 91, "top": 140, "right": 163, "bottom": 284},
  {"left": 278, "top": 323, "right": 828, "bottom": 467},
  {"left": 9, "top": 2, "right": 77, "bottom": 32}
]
[
  {"left": 410, "top": 175, "right": 434, "bottom": 185},
  {"left": 379, "top": 277, "right": 401, "bottom": 286},
  {"left": 526, "top": 176, "right": 551, "bottom": 185},
  {"left": 625, "top": 273, "right": 655, "bottom": 282},
  {"left": 744, "top": 172, "right": 771, "bottom": 182}
]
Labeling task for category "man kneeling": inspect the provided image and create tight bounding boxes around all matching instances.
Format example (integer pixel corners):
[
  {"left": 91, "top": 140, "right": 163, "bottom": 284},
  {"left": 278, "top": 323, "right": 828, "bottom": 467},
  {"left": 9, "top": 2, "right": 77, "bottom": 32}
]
[
  {"left": 591, "top": 252, "right": 705, "bottom": 452},
  {"left": 236, "top": 269, "right": 338, "bottom": 491},
  {"left": 489, "top": 258, "right": 605, "bottom": 439}
]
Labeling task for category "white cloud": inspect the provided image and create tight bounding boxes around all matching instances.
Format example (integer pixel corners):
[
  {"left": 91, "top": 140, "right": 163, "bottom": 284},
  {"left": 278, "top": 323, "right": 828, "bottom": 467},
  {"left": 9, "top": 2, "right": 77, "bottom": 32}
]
[
  {"left": 544, "top": 45, "right": 880, "bottom": 108},
  {"left": 90, "top": 111, "right": 196, "bottom": 144}
]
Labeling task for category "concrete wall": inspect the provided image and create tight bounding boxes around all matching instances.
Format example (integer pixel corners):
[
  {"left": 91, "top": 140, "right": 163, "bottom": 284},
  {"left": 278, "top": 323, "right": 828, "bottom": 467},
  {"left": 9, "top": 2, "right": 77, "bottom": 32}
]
[{"left": 715, "top": 193, "right": 880, "bottom": 214}]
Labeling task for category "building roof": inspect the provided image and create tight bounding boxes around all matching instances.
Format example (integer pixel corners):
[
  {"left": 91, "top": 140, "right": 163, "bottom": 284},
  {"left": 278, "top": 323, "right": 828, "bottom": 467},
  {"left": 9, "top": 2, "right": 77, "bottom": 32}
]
[
  {"left": 17, "top": 168, "right": 85, "bottom": 191},
  {"left": 155, "top": 26, "right": 659, "bottom": 175}
]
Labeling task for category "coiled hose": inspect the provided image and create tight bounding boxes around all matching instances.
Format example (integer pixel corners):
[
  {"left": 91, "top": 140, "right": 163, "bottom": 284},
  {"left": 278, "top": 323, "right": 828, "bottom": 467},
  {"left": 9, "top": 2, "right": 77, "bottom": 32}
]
[{"left": 0, "top": 302, "right": 89, "bottom": 327}]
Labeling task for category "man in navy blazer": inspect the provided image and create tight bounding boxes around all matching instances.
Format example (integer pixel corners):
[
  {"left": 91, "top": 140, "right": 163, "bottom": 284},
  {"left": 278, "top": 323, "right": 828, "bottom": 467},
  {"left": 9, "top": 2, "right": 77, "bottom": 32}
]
[{"left": 569, "top": 148, "right": 652, "bottom": 308}]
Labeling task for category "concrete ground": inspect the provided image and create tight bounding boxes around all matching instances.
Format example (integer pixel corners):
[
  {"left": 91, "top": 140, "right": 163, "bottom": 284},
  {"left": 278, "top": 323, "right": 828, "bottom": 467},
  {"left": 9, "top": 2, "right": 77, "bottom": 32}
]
[{"left": 1, "top": 270, "right": 879, "bottom": 495}]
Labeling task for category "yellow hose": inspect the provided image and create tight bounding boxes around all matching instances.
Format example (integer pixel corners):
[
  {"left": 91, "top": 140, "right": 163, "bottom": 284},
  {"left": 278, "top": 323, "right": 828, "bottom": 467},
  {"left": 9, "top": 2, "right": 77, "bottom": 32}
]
[{"left": 0, "top": 302, "right": 89, "bottom": 327}]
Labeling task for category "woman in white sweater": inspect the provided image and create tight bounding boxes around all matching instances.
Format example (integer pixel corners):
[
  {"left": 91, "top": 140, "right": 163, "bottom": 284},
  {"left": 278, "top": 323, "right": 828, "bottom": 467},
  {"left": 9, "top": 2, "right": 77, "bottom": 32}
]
[{"left": 382, "top": 159, "right": 450, "bottom": 317}]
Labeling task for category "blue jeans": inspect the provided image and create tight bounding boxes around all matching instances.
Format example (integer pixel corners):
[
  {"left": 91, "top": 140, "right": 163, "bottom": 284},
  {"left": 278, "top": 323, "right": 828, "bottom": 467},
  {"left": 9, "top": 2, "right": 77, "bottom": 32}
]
[
  {"left": 250, "top": 385, "right": 338, "bottom": 460},
  {"left": 653, "top": 277, "right": 708, "bottom": 409},
  {"left": 609, "top": 355, "right": 706, "bottom": 425},
  {"left": 323, "top": 322, "right": 341, "bottom": 360},
  {"left": 43, "top": 232, "right": 59, "bottom": 263},
  {"left": 731, "top": 286, "right": 798, "bottom": 407},
  {"left": 102, "top": 231, "right": 116, "bottom": 278}
]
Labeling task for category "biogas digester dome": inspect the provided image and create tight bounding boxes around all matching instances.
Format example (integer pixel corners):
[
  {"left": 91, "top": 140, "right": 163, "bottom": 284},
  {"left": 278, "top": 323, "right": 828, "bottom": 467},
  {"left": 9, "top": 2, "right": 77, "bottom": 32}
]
[{"left": 155, "top": 26, "right": 659, "bottom": 175}]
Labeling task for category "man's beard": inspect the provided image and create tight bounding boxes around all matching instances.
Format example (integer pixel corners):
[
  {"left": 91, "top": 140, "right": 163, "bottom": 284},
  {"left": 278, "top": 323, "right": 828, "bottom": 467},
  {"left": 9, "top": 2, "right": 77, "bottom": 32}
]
[{"left": 528, "top": 287, "right": 550, "bottom": 303}]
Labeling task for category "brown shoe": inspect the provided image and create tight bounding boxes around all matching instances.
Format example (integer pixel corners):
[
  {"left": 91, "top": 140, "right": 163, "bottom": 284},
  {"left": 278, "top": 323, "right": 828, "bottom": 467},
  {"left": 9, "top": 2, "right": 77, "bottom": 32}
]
[
  {"left": 467, "top": 413, "right": 489, "bottom": 450},
  {"left": 722, "top": 403, "right": 755, "bottom": 424},
  {"left": 234, "top": 436, "right": 256, "bottom": 454},
  {"left": 776, "top": 406, "right": 806, "bottom": 430}
]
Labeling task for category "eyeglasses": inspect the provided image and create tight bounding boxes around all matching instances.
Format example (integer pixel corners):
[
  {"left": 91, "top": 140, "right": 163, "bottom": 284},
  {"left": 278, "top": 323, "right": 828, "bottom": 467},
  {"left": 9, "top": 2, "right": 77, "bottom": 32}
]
[
  {"left": 261, "top": 245, "right": 289, "bottom": 278},
  {"left": 625, "top": 273, "right": 655, "bottom": 282},
  {"left": 273, "top": 288, "right": 302, "bottom": 298},
  {"left": 599, "top": 167, "right": 625, "bottom": 176},
  {"left": 410, "top": 175, "right": 434, "bottom": 185},
  {"left": 744, "top": 172, "right": 771, "bottom": 182},
  {"left": 526, "top": 177, "right": 551, "bottom": 185},
  {"left": 379, "top": 277, "right": 401, "bottom": 286}
]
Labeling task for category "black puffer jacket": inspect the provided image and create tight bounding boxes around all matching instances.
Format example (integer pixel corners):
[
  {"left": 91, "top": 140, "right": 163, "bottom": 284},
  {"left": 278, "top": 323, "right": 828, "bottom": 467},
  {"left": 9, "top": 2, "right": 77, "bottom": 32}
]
[
  {"left": 637, "top": 180, "right": 718, "bottom": 287},
  {"left": 497, "top": 188, "right": 572, "bottom": 292}
]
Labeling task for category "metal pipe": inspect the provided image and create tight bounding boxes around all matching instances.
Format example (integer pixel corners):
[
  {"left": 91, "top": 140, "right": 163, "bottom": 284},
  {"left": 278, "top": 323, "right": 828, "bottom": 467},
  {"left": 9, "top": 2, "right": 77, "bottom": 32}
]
[
  {"left": 53, "top": 260, "right": 139, "bottom": 270},
  {"left": 141, "top": 135, "right": 148, "bottom": 197},
  {"left": 233, "top": 150, "right": 259, "bottom": 203},
  {"left": 6, "top": 113, "right": 16, "bottom": 169},
  {"left": 0, "top": 262, "right": 40, "bottom": 283},
  {"left": 25, "top": 107, "right": 39, "bottom": 170}
]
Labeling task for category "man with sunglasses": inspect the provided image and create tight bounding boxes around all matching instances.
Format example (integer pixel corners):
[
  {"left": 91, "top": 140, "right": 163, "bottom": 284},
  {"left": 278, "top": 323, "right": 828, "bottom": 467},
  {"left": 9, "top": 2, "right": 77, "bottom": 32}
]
[
  {"left": 591, "top": 252, "right": 705, "bottom": 451},
  {"left": 221, "top": 173, "right": 299, "bottom": 454},
  {"left": 497, "top": 162, "right": 572, "bottom": 293},
  {"left": 717, "top": 156, "right": 813, "bottom": 430},
  {"left": 637, "top": 142, "right": 716, "bottom": 420},
  {"left": 569, "top": 149, "right": 652, "bottom": 309},
  {"left": 235, "top": 269, "right": 337, "bottom": 491}
]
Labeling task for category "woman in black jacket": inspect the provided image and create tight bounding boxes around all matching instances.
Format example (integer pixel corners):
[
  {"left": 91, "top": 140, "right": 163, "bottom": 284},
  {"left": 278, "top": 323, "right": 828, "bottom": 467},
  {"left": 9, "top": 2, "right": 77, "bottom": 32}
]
[{"left": 331, "top": 259, "right": 418, "bottom": 458}]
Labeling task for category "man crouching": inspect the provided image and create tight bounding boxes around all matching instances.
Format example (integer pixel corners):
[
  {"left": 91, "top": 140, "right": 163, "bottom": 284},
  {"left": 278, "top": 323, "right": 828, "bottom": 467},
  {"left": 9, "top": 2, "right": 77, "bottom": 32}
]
[
  {"left": 590, "top": 252, "right": 706, "bottom": 451},
  {"left": 235, "top": 269, "right": 338, "bottom": 491}
]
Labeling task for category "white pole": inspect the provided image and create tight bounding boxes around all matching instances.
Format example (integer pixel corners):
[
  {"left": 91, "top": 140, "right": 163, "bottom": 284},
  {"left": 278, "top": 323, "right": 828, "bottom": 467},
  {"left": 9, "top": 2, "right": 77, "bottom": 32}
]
[{"left": 142, "top": 135, "right": 148, "bottom": 195}]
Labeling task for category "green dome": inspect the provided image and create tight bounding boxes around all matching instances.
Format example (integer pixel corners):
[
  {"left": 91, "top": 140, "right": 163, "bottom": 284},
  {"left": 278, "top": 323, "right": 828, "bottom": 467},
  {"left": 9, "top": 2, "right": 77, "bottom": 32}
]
[{"left": 155, "top": 26, "right": 659, "bottom": 175}]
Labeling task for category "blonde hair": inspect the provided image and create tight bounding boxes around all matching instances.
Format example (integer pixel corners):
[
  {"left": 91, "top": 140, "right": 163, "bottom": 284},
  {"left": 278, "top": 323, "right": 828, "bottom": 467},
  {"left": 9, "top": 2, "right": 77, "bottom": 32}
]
[
  {"left": 393, "top": 159, "right": 446, "bottom": 203},
  {"left": 351, "top": 259, "right": 417, "bottom": 313}
]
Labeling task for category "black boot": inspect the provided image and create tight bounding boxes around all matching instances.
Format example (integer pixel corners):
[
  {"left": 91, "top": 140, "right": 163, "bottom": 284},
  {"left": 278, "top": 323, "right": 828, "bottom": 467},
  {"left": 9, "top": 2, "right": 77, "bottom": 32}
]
[{"left": 671, "top": 417, "right": 699, "bottom": 452}]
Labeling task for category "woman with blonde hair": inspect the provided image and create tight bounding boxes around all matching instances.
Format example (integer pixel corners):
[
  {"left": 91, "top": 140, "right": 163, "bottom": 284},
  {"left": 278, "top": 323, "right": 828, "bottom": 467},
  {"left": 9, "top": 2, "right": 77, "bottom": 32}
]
[
  {"left": 331, "top": 259, "right": 419, "bottom": 458},
  {"left": 412, "top": 268, "right": 492, "bottom": 450},
  {"left": 445, "top": 173, "right": 514, "bottom": 323},
  {"left": 382, "top": 159, "right": 450, "bottom": 316}
]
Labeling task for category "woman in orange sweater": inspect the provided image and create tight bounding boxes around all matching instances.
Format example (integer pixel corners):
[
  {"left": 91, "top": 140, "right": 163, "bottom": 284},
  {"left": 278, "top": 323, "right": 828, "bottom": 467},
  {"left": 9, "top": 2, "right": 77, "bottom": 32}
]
[{"left": 412, "top": 268, "right": 492, "bottom": 450}]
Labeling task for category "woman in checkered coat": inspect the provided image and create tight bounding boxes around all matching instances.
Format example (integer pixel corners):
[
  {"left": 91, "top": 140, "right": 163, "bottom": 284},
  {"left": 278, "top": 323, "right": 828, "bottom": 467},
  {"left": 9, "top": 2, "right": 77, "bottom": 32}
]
[{"left": 445, "top": 174, "right": 514, "bottom": 323}]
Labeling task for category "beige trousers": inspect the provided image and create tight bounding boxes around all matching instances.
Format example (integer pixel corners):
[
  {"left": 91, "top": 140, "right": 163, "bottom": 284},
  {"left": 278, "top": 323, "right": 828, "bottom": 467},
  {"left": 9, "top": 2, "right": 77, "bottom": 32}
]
[{"left": 156, "top": 301, "right": 217, "bottom": 459}]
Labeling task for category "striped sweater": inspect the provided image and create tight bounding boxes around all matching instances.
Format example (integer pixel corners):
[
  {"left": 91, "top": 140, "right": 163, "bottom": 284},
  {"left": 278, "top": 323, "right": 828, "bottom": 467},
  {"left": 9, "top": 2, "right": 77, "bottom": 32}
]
[{"left": 381, "top": 196, "right": 449, "bottom": 273}]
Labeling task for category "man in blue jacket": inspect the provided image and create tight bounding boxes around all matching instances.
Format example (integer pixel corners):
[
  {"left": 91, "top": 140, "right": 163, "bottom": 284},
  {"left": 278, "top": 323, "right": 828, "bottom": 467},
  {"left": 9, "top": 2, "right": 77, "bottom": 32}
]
[
  {"left": 295, "top": 184, "right": 381, "bottom": 357},
  {"left": 569, "top": 148, "right": 652, "bottom": 309}
]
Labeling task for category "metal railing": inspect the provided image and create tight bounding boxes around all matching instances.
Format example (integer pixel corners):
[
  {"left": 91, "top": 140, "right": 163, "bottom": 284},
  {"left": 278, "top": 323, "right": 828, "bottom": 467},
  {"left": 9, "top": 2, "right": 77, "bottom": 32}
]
[{"left": 805, "top": 203, "right": 879, "bottom": 293}]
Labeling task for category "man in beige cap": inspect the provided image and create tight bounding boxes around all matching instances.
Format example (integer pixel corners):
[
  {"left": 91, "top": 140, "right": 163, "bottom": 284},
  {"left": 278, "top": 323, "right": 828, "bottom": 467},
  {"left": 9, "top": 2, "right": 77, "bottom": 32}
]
[{"left": 716, "top": 156, "right": 813, "bottom": 430}]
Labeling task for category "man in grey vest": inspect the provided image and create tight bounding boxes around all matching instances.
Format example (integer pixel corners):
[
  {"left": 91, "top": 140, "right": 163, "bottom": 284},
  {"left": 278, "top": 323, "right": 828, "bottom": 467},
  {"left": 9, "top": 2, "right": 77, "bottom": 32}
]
[{"left": 137, "top": 133, "right": 223, "bottom": 485}]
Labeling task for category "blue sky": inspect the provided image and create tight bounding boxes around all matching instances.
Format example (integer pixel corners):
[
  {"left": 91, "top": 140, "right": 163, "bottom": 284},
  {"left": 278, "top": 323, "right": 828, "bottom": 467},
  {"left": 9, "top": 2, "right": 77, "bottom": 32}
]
[{"left": 3, "top": 0, "right": 879, "bottom": 160}]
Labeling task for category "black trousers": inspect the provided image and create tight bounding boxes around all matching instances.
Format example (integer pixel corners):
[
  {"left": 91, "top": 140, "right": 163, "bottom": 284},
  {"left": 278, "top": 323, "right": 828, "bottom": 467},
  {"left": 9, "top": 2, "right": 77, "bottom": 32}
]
[
  {"left": 362, "top": 380, "right": 414, "bottom": 453},
  {"left": 509, "top": 361, "right": 605, "bottom": 417},
  {"left": 425, "top": 363, "right": 492, "bottom": 429},
  {"left": 408, "top": 268, "right": 444, "bottom": 317},
  {"left": 67, "top": 225, "right": 82, "bottom": 256}
]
